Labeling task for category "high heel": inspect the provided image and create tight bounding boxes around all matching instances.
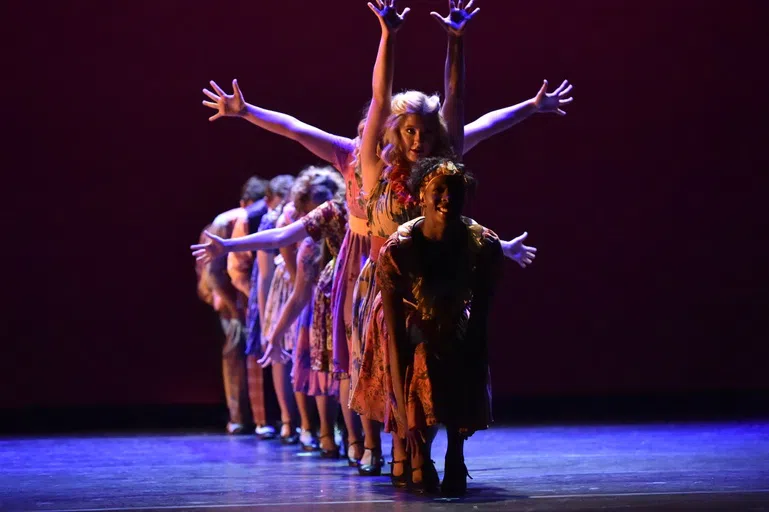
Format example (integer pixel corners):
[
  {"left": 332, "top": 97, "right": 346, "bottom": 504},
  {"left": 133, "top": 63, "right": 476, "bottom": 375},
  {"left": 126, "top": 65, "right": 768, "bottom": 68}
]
[
  {"left": 279, "top": 422, "right": 299, "bottom": 445},
  {"left": 318, "top": 434, "right": 340, "bottom": 459},
  {"left": 389, "top": 459, "right": 410, "bottom": 488},
  {"left": 410, "top": 459, "right": 440, "bottom": 494},
  {"left": 299, "top": 429, "right": 319, "bottom": 452},
  {"left": 441, "top": 457, "right": 472, "bottom": 496},
  {"left": 357, "top": 447, "right": 384, "bottom": 476},
  {"left": 347, "top": 439, "right": 364, "bottom": 467}
]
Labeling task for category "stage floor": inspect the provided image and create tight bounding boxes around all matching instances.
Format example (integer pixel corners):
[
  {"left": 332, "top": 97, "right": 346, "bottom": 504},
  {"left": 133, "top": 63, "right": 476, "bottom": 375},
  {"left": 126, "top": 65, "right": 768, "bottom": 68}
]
[{"left": 1, "top": 421, "right": 768, "bottom": 511}]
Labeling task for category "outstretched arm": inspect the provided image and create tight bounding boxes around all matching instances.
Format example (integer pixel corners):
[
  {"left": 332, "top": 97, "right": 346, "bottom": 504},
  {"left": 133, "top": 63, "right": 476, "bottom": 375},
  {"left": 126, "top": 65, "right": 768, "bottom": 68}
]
[
  {"left": 464, "top": 79, "right": 574, "bottom": 154},
  {"left": 191, "top": 220, "right": 309, "bottom": 264},
  {"left": 361, "top": 1, "right": 410, "bottom": 194},
  {"left": 203, "top": 79, "right": 355, "bottom": 164},
  {"left": 432, "top": 1, "right": 480, "bottom": 157}
]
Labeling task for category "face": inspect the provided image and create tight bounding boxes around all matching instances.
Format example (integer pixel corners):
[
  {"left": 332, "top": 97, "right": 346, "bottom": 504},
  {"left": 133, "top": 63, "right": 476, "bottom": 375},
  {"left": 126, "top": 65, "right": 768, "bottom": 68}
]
[
  {"left": 399, "top": 114, "right": 437, "bottom": 162},
  {"left": 266, "top": 193, "right": 283, "bottom": 210},
  {"left": 421, "top": 173, "right": 466, "bottom": 224}
]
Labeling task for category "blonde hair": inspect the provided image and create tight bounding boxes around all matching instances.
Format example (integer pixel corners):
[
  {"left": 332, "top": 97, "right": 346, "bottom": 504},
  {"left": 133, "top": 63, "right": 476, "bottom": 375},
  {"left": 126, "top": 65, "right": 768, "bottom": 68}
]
[
  {"left": 290, "top": 165, "right": 345, "bottom": 215},
  {"left": 380, "top": 90, "right": 453, "bottom": 174}
]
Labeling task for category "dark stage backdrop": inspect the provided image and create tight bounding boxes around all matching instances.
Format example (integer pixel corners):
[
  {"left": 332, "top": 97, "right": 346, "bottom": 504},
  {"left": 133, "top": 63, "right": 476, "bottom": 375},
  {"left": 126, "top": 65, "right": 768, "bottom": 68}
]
[{"left": 3, "top": 1, "right": 767, "bottom": 409}]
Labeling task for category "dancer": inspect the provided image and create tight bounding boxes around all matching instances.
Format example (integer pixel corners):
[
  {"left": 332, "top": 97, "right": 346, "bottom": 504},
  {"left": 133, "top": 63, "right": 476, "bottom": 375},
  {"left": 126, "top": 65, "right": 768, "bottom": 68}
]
[
  {"left": 240, "top": 174, "right": 296, "bottom": 439},
  {"left": 201, "top": 0, "right": 568, "bottom": 470},
  {"left": 195, "top": 176, "right": 268, "bottom": 434},
  {"left": 196, "top": 167, "right": 348, "bottom": 453},
  {"left": 377, "top": 157, "right": 501, "bottom": 495}
]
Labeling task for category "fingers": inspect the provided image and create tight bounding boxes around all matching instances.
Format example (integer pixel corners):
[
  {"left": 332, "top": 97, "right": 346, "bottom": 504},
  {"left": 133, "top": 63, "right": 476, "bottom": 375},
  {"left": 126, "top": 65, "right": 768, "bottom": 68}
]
[
  {"left": 400, "top": 6, "right": 411, "bottom": 17},
  {"left": 465, "top": 0, "right": 475, "bottom": 11},
  {"left": 468, "top": 7, "right": 480, "bottom": 18},
  {"left": 202, "top": 88, "right": 220, "bottom": 101},
  {"left": 553, "top": 80, "right": 568, "bottom": 95},
  {"left": 559, "top": 83, "right": 573, "bottom": 97},
  {"left": 232, "top": 78, "right": 243, "bottom": 99},
  {"left": 559, "top": 97, "right": 574, "bottom": 105},
  {"left": 556, "top": 108, "right": 567, "bottom": 116},
  {"left": 537, "top": 79, "right": 548, "bottom": 98},
  {"left": 518, "top": 231, "right": 528, "bottom": 241},
  {"left": 202, "top": 100, "right": 218, "bottom": 110},
  {"left": 209, "top": 80, "right": 226, "bottom": 96},
  {"left": 430, "top": 11, "right": 446, "bottom": 26}
]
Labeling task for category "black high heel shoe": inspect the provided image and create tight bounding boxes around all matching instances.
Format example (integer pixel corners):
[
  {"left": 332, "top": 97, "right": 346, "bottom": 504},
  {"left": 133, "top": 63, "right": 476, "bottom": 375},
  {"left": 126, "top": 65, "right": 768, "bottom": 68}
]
[
  {"left": 410, "top": 459, "right": 440, "bottom": 494},
  {"left": 357, "top": 447, "right": 384, "bottom": 476},
  {"left": 347, "top": 439, "right": 364, "bottom": 467},
  {"left": 441, "top": 457, "right": 472, "bottom": 496},
  {"left": 389, "top": 459, "right": 410, "bottom": 488},
  {"left": 318, "top": 434, "right": 340, "bottom": 459}
]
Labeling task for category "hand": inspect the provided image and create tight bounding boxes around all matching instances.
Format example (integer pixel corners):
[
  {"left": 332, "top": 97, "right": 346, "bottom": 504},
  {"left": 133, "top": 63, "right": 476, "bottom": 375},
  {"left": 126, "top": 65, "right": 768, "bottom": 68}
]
[
  {"left": 202, "top": 79, "right": 247, "bottom": 122},
  {"left": 430, "top": 0, "right": 480, "bottom": 37},
  {"left": 257, "top": 339, "right": 291, "bottom": 368},
  {"left": 502, "top": 231, "right": 537, "bottom": 268},
  {"left": 404, "top": 427, "right": 425, "bottom": 456},
  {"left": 191, "top": 231, "right": 228, "bottom": 264},
  {"left": 533, "top": 79, "right": 574, "bottom": 116},
  {"left": 367, "top": 0, "right": 410, "bottom": 34}
]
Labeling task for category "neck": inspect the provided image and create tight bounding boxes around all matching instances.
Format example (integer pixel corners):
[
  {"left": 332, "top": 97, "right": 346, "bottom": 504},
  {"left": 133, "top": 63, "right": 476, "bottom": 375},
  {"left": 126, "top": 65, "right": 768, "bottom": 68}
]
[{"left": 420, "top": 215, "right": 462, "bottom": 241}]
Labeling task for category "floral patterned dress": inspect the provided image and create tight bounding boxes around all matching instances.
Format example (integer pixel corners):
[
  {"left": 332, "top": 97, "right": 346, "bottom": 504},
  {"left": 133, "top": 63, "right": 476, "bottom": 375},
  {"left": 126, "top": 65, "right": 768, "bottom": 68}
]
[
  {"left": 261, "top": 203, "right": 300, "bottom": 352},
  {"left": 329, "top": 148, "right": 371, "bottom": 379},
  {"left": 352, "top": 217, "right": 502, "bottom": 438},
  {"left": 300, "top": 200, "right": 348, "bottom": 380},
  {"left": 349, "top": 171, "right": 420, "bottom": 406}
]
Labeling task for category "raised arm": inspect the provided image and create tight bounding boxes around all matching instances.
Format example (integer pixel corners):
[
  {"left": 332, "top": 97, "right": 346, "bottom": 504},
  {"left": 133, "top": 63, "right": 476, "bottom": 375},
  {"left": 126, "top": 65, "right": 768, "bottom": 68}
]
[
  {"left": 463, "top": 79, "right": 574, "bottom": 154},
  {"left": 257, "top": 238, "right": 320, "bottom": 367},
  {"left": 203, "top": 79, "right": 355, "bottom": 164},
  {"left": 431, "top": 1, "right": 479, "bottom": 157},
  {"left": 361, "top": 1, "right": 410, "bottom": 194}
]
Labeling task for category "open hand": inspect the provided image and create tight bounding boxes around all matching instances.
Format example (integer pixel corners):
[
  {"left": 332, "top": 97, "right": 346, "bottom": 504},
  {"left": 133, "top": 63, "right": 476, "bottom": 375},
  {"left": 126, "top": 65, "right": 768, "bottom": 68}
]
[
  {"left": 190, "top": 231, "right": 227, "bottom": 264},
  {"left": 367, "top": 0, "right": 411, "bottom": 34},
  {"left": 430, "top": 0, "right": 480, "bottom": 37},
  {"left": 202, "top": 79, "right": 247, "bottom": 122},
  {"left": 502, "top": 231, "right": 537, "bottom": 268},
  {"left": 533, "top": 79, "right": 574, "bottom": 116}
]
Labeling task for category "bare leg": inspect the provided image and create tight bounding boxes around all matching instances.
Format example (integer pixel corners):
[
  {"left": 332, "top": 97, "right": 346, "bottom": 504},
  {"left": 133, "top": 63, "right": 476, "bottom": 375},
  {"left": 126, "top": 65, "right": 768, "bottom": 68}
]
[
  {"left": 271, "top": 362, "right": 298, "bottom": 434},
  {"left": 294, "top": 391, "right": 313, "bottom": 432},
  {"left": 339, "top": 378, "right": 363, "bottom": 461},
  {"left": 358, "top": 417, "right": 383, "bottom": 475},
  {"left": 315, "top": 395, "right": 339, "bottom": 451}
]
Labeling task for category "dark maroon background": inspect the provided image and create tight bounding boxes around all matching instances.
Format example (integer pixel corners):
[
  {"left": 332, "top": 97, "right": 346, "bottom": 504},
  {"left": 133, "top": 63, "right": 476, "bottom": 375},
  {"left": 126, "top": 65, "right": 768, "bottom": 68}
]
[{"left": 3, "top": 0, "right": 767, "bottom": 408}]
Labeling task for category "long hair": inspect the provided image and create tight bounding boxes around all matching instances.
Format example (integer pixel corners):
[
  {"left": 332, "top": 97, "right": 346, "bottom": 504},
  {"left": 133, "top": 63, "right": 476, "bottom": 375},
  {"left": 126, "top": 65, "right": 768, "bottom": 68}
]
[{"left": 380, "top": 91, "right": 454, "bottom": 206}]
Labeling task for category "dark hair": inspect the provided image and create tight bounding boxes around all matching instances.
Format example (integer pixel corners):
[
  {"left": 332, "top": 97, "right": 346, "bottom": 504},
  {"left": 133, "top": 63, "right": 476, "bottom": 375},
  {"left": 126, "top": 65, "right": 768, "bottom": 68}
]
[
  {"left": 240, "top": 176, "right": 268, "bottom": 203},
  {"left": 267, "top": 174, "right": 295, "bottom": 200},
  {"left": 406, "top": 157, "right": 476, "bottom": 199},
  {"left": 290, "top": 166, "right": 345, "bottom": 214}
]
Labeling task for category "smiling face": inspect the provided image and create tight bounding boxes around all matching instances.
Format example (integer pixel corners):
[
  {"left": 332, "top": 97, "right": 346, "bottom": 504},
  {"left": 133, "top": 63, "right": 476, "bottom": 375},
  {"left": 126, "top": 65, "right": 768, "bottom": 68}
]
[
  {"left": 421, "top": 173, "right": 466, "bottom": 225},
  {"left": 399, "top": 113, "right": 437, "bottom": 163}
]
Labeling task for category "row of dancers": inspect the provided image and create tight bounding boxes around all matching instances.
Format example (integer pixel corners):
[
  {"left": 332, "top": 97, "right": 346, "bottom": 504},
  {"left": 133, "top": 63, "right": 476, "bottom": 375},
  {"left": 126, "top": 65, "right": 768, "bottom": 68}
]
[{"left": 193, "top": 0, "right": 572, "bottom": 496}]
